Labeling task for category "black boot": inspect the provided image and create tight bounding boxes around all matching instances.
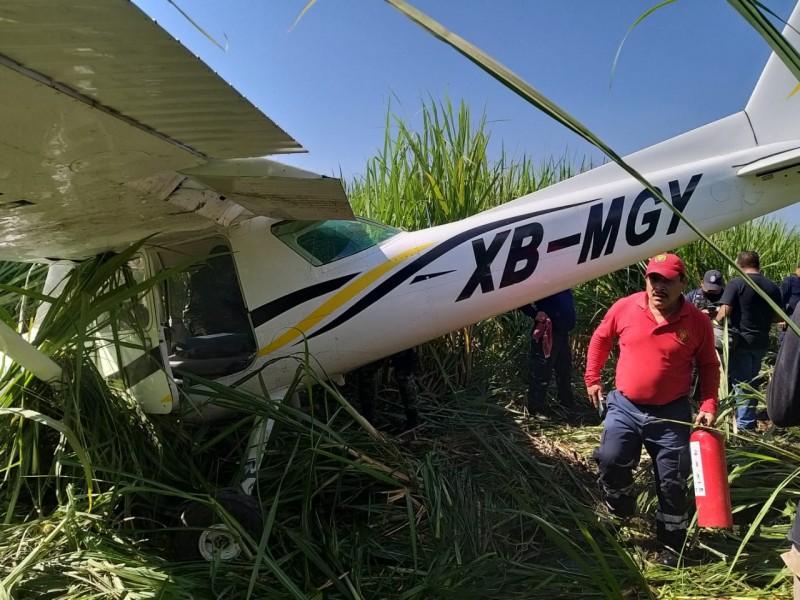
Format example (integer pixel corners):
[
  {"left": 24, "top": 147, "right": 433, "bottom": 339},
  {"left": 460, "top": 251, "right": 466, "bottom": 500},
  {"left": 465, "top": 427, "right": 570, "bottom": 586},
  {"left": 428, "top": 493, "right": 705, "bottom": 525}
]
[
  {"left": 604, "top": 494, "right": 636, "bottom": 520},
  {"left": 655, "top": 522, "right": 687, "bottom": 567}
]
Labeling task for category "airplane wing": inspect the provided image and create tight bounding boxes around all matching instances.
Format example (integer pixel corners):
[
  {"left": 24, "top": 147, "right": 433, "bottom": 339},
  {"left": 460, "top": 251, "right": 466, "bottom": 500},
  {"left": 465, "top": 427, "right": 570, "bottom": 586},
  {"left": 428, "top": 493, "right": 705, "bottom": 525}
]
[{"left": 0, "top": 0, "right": 352, "bottom": 262}]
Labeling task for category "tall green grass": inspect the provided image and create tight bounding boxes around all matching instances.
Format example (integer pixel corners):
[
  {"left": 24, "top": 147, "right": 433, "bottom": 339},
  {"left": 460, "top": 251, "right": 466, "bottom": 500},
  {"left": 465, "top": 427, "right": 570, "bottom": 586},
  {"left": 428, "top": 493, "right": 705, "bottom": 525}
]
[{"left": 347, "top": 97, "right": 585, "bottom": 230}]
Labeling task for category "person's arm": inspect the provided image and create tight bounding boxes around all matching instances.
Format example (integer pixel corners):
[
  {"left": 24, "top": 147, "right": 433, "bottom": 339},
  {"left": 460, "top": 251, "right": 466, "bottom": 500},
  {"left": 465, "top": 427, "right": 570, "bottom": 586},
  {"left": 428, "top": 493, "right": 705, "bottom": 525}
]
[
  {"left": 778, "top": 281, "right": 789, "bottom": 329},
  {"left": 767, "top": 309, "right": 800, "bottom": 426},
  {"left": 715, "top": 304, "right": 731, "bottom": 321},
  {"left": 694, "top": 316, "right": 720, "bottom": 425},
  {"left": 772, "top": 286, "right": 786, "bottom": 323},
  {"left": 584, "top": 302, "right": 619, "bottom": 407},
  {"left": 716, "top": 280, "right": 738, "bottom": 322}
]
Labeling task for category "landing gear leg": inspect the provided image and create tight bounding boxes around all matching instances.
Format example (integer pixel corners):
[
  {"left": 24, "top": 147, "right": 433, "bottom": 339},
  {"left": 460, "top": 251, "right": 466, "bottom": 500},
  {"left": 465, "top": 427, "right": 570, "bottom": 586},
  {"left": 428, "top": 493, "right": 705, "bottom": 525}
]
[
  {"left": 240, "top": 386, "right": 286, "bottom": 496},
  {"left": 240, "top": 416, "right": 274, "bottom": 496}
]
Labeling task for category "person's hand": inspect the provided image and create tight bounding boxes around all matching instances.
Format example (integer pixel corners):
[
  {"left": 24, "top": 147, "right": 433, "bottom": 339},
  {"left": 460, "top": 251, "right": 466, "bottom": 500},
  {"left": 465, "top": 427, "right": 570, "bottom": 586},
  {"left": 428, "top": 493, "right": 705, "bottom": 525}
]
[
  {"left": 694, "top": 411, "right": 716, "bottom": 427},
  {"left": 779, "top": 321, "right": 788, "bottom": 331},
  {"left": 587, "top": 384, "right": 604, "bottom": 408}
]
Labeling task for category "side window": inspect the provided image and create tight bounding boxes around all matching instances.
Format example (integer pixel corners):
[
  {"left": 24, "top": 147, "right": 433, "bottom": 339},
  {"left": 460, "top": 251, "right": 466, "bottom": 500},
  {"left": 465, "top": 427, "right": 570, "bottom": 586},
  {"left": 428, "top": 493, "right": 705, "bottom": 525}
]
[{"left": 272, "top": 218, "right": 400, "bottom": 266}]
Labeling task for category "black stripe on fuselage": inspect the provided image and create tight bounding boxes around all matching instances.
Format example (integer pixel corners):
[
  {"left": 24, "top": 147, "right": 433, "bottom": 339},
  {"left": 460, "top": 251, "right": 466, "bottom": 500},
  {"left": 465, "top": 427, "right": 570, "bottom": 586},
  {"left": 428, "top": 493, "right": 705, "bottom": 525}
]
[
  {"left": 411, "top": 270, "right": 456, "bottom": 284},
  {"left": 107, "top": 346, "right": 163, "bottom": 387},
  {"left": 304, "top": 199, "right": 597, "bottom": 342},
  {"left": 547, "top": 233, "right": 581, "bottom": 253},
  {"left": 249, "top": 272, "right": 359, "bottom": 329}
]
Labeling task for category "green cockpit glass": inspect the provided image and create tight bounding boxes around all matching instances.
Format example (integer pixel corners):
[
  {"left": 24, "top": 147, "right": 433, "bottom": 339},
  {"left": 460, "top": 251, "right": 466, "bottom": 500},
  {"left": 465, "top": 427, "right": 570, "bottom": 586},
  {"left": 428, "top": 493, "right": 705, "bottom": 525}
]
[{"left": 271, "top": 218, "right": 401, "bottom": 266}]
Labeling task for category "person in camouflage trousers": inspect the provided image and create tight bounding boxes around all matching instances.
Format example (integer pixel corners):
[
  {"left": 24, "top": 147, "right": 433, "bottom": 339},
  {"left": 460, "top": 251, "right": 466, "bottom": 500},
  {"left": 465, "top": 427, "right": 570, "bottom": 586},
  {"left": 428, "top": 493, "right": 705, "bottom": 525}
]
[{"left": 356, "top": 348, "right": 419, "bottom": 431}]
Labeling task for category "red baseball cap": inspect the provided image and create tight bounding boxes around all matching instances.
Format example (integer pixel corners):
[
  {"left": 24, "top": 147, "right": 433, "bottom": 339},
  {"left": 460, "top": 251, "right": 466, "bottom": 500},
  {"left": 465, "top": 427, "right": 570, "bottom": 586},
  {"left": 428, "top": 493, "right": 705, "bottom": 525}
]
[{"left": 645, "top": 253, "right": 686, "bottom": 279}]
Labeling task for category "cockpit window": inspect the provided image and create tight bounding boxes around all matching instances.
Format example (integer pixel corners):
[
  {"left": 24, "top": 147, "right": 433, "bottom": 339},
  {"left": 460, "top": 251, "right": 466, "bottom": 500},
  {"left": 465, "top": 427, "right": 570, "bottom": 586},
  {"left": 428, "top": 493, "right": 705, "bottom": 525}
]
[{"left": 272, "top": 218, "right": 401, "bottom": 266}]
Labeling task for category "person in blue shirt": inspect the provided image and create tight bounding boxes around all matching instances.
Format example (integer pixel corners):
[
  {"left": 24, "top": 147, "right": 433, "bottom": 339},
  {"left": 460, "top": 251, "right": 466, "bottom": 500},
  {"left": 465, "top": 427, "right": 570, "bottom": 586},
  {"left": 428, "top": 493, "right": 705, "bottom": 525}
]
[
  {"left": 686, "top": 269, "right": 725, "bottom": 320},
  {"left": 520, "top": 289, "right": 577, "bottom": 414},
  {"left": 779, "top": 263, "right": 800, "bottom": 348}
]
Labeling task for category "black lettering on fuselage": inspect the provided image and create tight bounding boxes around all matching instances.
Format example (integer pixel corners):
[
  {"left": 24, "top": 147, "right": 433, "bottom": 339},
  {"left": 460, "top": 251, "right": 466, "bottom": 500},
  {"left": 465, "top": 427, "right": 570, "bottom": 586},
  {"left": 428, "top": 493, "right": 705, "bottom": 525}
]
[
  {"left": 578, "top": 196, "right": 624, "bottom": 264},
  {"left": 625, "top": 188, "right": 662, "bottom": 246},
  {"left": 580, "top": 173, "right": 703, "bottom": 263},
  {"left": 667, "top": 174, "right": 702, "bottom": 234},
  {"left": 500, "top": 222, "right": 544, "bottom": 289},
  {"left": 454, "top": 173, "right": 703, "bottom": 301},
  {"left": 456, "top": 230, "right": 510, "bottom": 301}
]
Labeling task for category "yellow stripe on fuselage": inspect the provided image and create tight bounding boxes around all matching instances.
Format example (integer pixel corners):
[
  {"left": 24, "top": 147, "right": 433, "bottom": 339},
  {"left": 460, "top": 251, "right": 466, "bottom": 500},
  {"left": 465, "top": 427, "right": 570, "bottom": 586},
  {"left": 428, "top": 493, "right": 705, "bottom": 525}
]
[{"left": 258, "top": 243, "right": 432, "bottom": 356}]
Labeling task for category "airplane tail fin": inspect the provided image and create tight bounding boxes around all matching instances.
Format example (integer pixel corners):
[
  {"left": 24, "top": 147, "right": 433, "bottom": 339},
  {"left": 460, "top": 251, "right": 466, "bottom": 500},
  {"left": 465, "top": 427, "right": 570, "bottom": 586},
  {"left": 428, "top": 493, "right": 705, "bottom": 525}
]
[{"left": 745, "top": 2, "right": 800, "bottom": 145}]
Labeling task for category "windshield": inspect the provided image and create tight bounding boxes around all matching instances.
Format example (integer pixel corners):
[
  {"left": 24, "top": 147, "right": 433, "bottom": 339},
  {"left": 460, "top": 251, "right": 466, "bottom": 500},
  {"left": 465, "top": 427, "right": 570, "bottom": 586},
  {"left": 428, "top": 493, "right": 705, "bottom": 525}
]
[{"left": 272, "top": 218, "right": 400, "bottom": 266}]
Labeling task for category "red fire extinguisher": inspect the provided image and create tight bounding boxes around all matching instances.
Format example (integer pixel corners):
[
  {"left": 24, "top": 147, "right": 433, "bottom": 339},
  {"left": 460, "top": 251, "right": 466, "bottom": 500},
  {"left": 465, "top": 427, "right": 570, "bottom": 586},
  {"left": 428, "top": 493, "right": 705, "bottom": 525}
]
[{"left": 689, "top": 429, "right": 733, "bottom": 528}]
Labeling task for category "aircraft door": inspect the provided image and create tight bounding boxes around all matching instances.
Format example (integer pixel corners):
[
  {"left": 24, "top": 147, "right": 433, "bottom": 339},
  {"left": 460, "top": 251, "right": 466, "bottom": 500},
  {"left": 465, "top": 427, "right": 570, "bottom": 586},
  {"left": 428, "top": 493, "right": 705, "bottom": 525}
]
[
  {"left": 158, "top": 240, "right": 256, "bottom": 383},
  {"left": 91, "top": 253, "right": 177, "bottom": 414}
]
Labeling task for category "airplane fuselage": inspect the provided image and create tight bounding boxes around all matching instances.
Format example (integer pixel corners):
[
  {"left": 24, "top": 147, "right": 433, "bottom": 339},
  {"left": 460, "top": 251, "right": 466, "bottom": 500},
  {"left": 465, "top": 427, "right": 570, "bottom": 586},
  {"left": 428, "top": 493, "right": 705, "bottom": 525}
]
[{"left": 209, "top": 138, "right": 800, "bottom": 402}]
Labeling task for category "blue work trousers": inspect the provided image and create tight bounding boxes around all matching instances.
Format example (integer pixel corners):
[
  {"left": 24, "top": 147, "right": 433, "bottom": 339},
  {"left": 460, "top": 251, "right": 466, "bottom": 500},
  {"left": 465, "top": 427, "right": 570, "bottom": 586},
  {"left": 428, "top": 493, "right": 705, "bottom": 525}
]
[
  {"left": 727, "top": 346, "right": 768, "bottom": 431},
  {"left": 593, "top": 390, "right": 691, "bottom": 532},
  {"left": 528, "top": 331, "right": 573, "bottom": 409}
]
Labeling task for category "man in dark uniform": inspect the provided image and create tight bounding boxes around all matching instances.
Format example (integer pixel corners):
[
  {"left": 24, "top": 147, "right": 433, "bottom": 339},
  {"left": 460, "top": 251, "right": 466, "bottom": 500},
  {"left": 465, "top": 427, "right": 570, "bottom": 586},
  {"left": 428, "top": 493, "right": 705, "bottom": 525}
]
[
  {"left": 585, "top": 253, "right": 719, "bottom": 566},
  {"left": 357, "top": 348, "right": 419, "bottom": 431},
  {"left": 686, "top": 269, "right": 728, "bottom": 368},
  {"left": 520, "top": 289, "right": 576, "bottom": 414},
  {"left": 686, "top": 269, "right": 725, "bottom": 320},
  {"left": 183, "top": 245, "right": 251, "bottom": 337},
  {"left": 717, "top": 251, "right": 782, "bottom": 431}
]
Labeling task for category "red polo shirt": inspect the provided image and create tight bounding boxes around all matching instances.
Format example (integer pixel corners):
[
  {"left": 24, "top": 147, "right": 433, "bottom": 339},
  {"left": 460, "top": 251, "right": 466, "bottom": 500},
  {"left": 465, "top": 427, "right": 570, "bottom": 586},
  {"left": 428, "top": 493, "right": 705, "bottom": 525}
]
[{"left": 584, "top": 291, "right": 719, "bottom": 413}]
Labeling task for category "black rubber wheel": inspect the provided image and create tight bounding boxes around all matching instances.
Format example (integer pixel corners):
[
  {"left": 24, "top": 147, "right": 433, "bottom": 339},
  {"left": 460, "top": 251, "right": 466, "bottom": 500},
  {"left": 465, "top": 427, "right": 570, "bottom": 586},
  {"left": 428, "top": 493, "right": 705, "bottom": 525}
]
[{"left": 174, "top": 490, "right": 264, "bottom": 562}]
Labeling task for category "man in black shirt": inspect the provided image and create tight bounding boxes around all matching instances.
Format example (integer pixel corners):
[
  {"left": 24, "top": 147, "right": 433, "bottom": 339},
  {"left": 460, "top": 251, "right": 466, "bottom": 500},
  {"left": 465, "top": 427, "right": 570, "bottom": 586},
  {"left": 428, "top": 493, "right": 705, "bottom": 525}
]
[{"left": 717, "top": 251, "right": 782, "bottom": 431}]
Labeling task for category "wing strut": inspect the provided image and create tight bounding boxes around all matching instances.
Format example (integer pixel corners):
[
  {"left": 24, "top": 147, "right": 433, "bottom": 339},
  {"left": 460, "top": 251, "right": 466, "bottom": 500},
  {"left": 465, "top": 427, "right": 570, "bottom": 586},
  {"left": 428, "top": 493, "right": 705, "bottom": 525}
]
[{"left": 0, "top": 321, "right": 62, "bottom": 385}]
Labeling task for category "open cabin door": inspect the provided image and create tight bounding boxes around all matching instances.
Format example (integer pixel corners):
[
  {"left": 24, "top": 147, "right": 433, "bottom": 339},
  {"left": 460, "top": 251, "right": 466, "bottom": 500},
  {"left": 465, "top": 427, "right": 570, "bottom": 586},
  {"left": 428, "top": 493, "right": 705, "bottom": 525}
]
[
  {"left": 157, "top": 240, "right": 256, "bottom": 383},
  {"left": 91, "top": 254, "right": 177, "bottom": 415}
]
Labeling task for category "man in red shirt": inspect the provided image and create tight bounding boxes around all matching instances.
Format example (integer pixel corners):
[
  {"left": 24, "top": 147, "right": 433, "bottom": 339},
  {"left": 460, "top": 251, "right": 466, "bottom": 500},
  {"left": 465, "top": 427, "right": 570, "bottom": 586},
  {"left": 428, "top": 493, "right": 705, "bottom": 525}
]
[{"left": 585, "top": 253, "right": 719, "bottom": 566}]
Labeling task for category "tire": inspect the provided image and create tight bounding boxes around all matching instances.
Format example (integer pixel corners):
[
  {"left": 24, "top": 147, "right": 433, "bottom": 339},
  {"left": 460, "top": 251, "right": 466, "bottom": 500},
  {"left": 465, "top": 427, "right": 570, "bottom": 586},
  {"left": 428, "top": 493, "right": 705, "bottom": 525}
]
[{"left": 174, "top": 490, "right": 264, "bottom": 562}]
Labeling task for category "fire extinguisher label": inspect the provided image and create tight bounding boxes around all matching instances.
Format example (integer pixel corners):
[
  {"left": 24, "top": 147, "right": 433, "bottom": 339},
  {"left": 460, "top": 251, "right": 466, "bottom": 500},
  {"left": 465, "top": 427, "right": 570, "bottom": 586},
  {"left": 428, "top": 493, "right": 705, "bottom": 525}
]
[{"left": 690, "top": 440, "right": 706, "bottom": 496}]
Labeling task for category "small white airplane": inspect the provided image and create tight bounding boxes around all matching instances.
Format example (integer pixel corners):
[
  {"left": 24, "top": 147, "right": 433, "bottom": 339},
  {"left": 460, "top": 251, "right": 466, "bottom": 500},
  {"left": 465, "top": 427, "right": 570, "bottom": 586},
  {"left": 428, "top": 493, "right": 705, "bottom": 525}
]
[{"left": 2, "top": 0, "right": 800, "bottom": 556}]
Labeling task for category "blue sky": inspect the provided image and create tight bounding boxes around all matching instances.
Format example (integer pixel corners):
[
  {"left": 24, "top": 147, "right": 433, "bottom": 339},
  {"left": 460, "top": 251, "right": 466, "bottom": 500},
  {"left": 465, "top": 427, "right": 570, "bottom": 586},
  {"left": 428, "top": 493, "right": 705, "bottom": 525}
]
[{"left": 133, "top": 0, "right": 800, "bottom": 224}]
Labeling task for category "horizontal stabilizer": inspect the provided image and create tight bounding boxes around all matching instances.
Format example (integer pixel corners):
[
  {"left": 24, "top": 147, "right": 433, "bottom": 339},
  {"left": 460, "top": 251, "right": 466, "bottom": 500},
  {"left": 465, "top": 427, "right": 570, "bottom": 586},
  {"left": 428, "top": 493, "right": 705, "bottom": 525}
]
[{"left": 737, "top": 146, "right": 800, "bottom": 176}]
